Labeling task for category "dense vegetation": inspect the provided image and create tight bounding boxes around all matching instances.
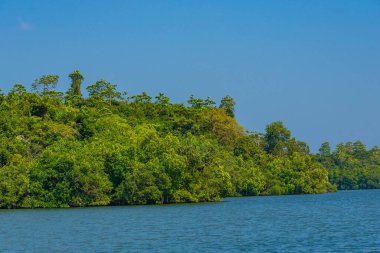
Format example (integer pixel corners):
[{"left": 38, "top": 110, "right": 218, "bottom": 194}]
[
  {"left": 0, "top": 71, "right": 378, "bottom": 208},
  {"left": 317, "top": 142, "right": 380, "bottom": 190}
]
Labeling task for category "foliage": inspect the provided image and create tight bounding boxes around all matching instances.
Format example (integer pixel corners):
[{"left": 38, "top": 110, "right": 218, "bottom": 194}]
[
  {"left": 219, "top": 95, "right": 235, "bottom": 118},
  {"left": 86, "top": 80, "right": 122, "bottom": 105},
  {"left": 66, "top": 70, "right": 84, "bottom": 105},
  {"left": 1, "top": 71, "right": 368, "bottom": 208},
  {"left": 317, "top": 141, "right": 380, "bottom": 190}
]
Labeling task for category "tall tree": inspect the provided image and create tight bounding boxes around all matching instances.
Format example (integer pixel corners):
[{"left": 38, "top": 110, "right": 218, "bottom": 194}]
[
  {"left": 68, "top": 70, "right": 84, "bottom": 97},
  {"left": 65, "top": 70, "right": 84, "bottom": 105},
  {"left": 219, "top": 95, "right": 236, "bottom": 118}
]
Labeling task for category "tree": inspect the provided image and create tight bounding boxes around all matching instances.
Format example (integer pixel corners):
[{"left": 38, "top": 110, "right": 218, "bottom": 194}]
[
  {"left": 129, "top": 92, "right": 152, "bottom": 103},
  {"left": 9, "top": 84, "right": 27, "bottom": 95},
  {"left": 204, "top": 97, "right": 216, "bottom": 107},
  {"left": 86, "top": 80, "right": 121, "bottom": 105},
  {"left": 219, "top": 95, "right": 235, "bottom": 118},
  {"left": 32, "top": 75, "right": 59, "bottom": 94},
  {"left": 68, "top": 70, "right": 84, "bottom": 97},
  {"left": 188, "top": 95, "right": 204, "bottom": 108},
  {"left": 264, "top": 121, "right": 291, "bottom": 154},
  {"left": 155, "top": 92, "right": 170, "bottom": 105},
  {"left": 0, "top": 155, "right": 30, "bottom": 208},
  {"left": 66, "top": 70, "right": 84, "bottom": 104},
  {"left": 0, "top": 89, "right": 4, "bottom": 103},
  {"left": 188, "top": 95, "right": 215, "bottom": 108},
  {"left": 7, "top": 84, "right": 28, "bottom": 105},
  {"left": 319, "top": 142, "right": 331, "bottom": 156},
  {"left": 353, "top": 141, "right": 367, "bottom": 160}
]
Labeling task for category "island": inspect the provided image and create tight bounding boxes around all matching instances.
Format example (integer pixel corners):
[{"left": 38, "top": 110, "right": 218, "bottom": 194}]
[{"left": 0, "top": 71, "right": 379, "bottom": 208}]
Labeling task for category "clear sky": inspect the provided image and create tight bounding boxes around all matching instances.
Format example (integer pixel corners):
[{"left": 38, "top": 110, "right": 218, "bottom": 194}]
[{"left": 0, "top": 0, "right": 379, "bottom": 151}]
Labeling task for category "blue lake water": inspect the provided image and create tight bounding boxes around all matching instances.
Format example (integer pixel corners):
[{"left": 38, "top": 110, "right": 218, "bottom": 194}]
[{"left": 0, "top": 190, "right": 379, "bottom": 252}]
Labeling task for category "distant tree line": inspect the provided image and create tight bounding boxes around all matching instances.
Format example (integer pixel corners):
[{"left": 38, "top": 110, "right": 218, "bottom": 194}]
[{"left": 317, "top": 141, "right": 380, "bottom": 190}]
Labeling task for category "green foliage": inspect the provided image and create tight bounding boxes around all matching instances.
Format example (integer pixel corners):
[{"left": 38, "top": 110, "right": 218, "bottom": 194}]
[
  {"left": 219, "top": 95, "right": 235, "bottom": 118},
  {"left": 0, "top": 155, "right": 30, "bottom": 208},
  {"left": 27, "top": 141, "right": 112, "bottom": 207},
  {"left": 155, "top": 92, "right": 170, "bottom": 105},
  {"left": 32, "top": 74, "right": 61, "bottom": 99},
  {"left": 264, "top": 121, "right": 291, "bottom": 154},
  {"left": 68, "top": 70, "right": 84, "bottom": 97},
  {"left": 317, "top": 141, "right": 380, "bottom": 190},
  {"left": 1, "top": 71, "right": 366, "bottom": 209},
  {"left": 87, "top": 80, "right": 122, "bottom": 105},
  {"left": 66, "top": 70, "right": 84, "bottom": 104},
  {"left": 9, "top": 84, "right": 27, "bottom": 96},
  {"left": 129, "top": 92, "right": 152, "bottom": 103},
  {"left": 188, "top": 95, "right": 216, "bottom": 108}
]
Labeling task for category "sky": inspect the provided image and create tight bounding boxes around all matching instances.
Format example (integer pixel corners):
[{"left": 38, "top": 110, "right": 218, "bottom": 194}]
[{"left": 0, "top": 0, "right": 379, "bottom": 152}]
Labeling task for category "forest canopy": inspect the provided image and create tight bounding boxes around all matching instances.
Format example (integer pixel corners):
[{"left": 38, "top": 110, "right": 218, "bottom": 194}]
[{"left": 0, "top": 71, "right": 379, "bottom": 208}]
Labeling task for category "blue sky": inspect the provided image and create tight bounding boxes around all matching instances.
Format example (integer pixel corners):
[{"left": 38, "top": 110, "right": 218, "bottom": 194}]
[{"left": 0, "top": 0, "right": 379, "bottom": 151}]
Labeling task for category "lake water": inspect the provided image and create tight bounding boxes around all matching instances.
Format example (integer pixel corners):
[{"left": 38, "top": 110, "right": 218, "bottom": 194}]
[{"left": 0, "top": 190, "right": 379, "bottom": 252}]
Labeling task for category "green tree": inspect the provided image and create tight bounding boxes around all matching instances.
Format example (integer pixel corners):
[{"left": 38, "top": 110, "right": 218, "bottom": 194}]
[
  {"left": 155, "top": 92, "right": 170, "bottom": 105},
  {"left": 0, "top": 89, "right": 4, "bottom": 103},
  {"left": 9, "top": 84, "right": 27, "bottom": 95},
  {"left": 0, "top": 154, "right": 30, "bottom": 208},
  {"left": 129, "top": 92, "right": 152, "bottom": 103},
  {"left": 66, "top": 70, "right": 84, "bottom": 104},
  {"left": 188, "top": 95, "right": 204, "bottom": 108},
  {"left": 319, "top": 142, "right": 331, "bottom": 156},
  {"left": 32, "top": 74, "right": 60, "bottom": 96},
  {"left": 264, "top": 121, "right": 291, "bottom": 155},
  {"left": 87, "top": 80, "right": 121, "bottom": 105},
  {"left": 219, "top": 95, "right": 236, "bottom": 118},
  {"left": 188, "top": 95, "right": 215, "bottom": 108},
  {"left": 68, "top": 70, "right": 84, "bottom": 97}
]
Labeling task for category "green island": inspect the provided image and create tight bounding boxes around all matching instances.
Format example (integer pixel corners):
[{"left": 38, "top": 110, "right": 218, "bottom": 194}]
[{"left": 0, "top": 71, "right": 379, "bottom": 208}]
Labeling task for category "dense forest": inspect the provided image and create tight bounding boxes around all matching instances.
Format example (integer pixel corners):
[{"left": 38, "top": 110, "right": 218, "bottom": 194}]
[
  {"left": 0, "top": 71, "right": 379, "bottom": 208},
  {"left": 317, "top": 142, "right": 380, "bottom": 190}
]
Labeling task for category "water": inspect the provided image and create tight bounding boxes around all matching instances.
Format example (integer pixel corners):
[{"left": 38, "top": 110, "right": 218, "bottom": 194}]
[{"left": 0, "top": 190, "right": 379, "bottom": 253}]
